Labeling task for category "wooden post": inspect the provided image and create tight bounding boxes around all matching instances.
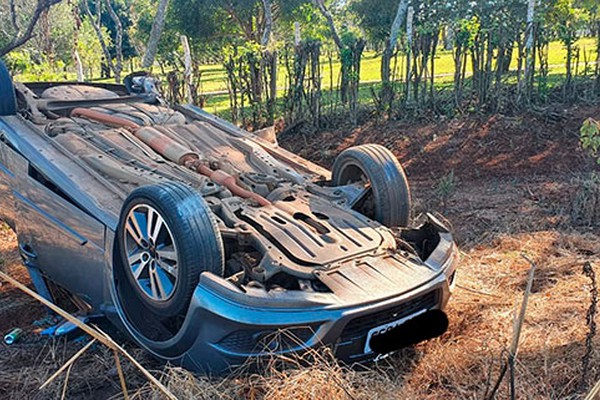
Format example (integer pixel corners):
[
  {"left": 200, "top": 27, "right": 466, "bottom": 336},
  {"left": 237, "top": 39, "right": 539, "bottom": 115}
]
[
  {"left": 74, "top": 49, "right": 84, "bottom": 82},
  {"left": 521, "top": 0, "right": 535, "bottom": 101},
  {"left": 181, "top": 35, "right": 193, "bottom": 104},
  {"left": 405, "top": 6, "right": 414, "bottom": 104},
  {"left": 294, "top": 22, "right": 301, "bottom": 47}
]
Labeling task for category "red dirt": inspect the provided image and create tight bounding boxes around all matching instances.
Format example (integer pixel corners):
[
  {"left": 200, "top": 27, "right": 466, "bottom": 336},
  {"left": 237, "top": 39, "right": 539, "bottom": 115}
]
[{"left": 280, "top": 105, "right": 598, "bottom": 182}]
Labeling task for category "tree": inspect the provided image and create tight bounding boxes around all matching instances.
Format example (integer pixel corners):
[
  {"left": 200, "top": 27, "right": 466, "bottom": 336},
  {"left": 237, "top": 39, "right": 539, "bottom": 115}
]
[
  {"left": 0, "top": 0, "right": 64, "bottom": 57},
  {"left": 576, "top": 0, "right": 600, "bottom": 91},
  {"left": 81, "top": 0, "right": 124, "bottom": 82},
  {"left": 141, "top": 0, "right": 170, "bottom": 68},
  {"left": 77, "top": 17, "right": 109, "bottom": 79},
  {"left": 313, "top": 0, "right": 366, "bottom": 114},
  {"left": 547, "top": 0, "right": 589, "bottom": 99},
  {"left": 381, "top": 0, "right": 409, "bottom": 89}
]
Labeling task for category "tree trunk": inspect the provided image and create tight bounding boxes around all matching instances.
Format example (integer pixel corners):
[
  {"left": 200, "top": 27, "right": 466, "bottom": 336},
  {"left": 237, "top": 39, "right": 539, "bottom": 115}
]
[
  {"left": 181, "top": 35, "right": 193, "bottom": 104},
  {"left": 74, "top": 49, "right": 84, "bottom": 81},
  {"left": 313, "top": 0, "right": 342, "bottom": 49},
  {"left": 520, "top": 0, "right": 535, "bottom": 103},
  {"left": 595, "top": 21, "right": 600, "bottom": 93},
  {"left": 382, "top": 0, "right": 409, "bottom": 85},
  {"left": 381, "top": 0, "right": 409, "bottom": 111},
  {"left": 82, "top": 0, "right": 121, "bottom": 83},
  {"left": 104, "top": 0, "right": 123, "bottom": 83},
  {"left": 404, "top": 6, "right": 414, "bottom": 104},
  {"left": 261, "top": 0, "right": 272, "bottom": 47},
  {"left": 141, "top": 0, "right": 170, "bottom": 69}
]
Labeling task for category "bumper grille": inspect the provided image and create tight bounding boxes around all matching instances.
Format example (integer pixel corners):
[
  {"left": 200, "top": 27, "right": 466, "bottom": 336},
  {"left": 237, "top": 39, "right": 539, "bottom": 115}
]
[
  {"left": 340, "top": 290, "right": 439, "bottom": 342},
  {"left": 216, "top": 326, "right": 316, "bottom": 355}
]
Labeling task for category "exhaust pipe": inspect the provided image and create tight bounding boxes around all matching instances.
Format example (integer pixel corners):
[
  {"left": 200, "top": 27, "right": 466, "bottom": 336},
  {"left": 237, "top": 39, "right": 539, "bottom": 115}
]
[{"left": 70, "top": 108, "right": 271, "bottom": 206}]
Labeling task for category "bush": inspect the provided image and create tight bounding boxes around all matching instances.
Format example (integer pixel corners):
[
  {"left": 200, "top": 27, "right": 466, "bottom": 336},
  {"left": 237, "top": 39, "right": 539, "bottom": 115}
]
[
  {"left": 580, "top": 118, "right": 600, "bottom": 165},
  {"left": 571, "top": 173, "right": 600, "bottom": 226}
]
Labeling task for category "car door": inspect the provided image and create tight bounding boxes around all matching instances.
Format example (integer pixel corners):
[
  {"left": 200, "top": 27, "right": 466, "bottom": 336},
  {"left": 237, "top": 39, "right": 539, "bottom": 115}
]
[
  {"left": 0, "top": 129, "right": 23, "bottom": 229},
  {"left": 0, "top": 118, "right": 107, "bottom": 309}
]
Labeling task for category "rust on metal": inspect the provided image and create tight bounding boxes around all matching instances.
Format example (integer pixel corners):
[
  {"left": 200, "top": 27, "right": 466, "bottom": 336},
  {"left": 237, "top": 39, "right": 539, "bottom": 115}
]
[
  {"left": 70, "top": 108, "right": 271, "bottom": 206},
  {"left": 71, "top": 108, "right": 140, "bottom": 130},
  {"left": 135, "top": 127, "right": 199, "bottom": 164}
]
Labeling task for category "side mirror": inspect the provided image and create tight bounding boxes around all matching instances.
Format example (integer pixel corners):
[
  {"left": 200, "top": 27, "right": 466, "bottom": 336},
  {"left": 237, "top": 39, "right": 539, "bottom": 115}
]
[{"left": 124, "top": 71, "right": 161, "bottom": 103}]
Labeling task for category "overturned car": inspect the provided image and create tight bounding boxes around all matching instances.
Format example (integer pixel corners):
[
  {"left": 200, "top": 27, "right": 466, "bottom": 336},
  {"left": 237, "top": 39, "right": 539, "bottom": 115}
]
[{"left": 0, "top": 62, "right": 457, "bottom": 373}]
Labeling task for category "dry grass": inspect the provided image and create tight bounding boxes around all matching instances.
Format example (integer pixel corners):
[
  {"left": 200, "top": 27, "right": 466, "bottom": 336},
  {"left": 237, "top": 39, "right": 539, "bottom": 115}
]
[
  {"left": 1, "top": 179, "right": 599, "bottom": 399},
  {"left": 571, "top": 173, "right": 600, "bottom": 227},
  {"left": 113, "top": 226, "right": 599, "bottom": 400}
]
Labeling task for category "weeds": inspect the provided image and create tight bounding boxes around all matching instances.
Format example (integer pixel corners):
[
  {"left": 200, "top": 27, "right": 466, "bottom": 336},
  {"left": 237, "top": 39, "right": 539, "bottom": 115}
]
[
  {"left": 571, "top": 173, "right": 600, "bottom": 226},
  {"left": 580, "top": 262, "right": 598, "bottom": 392},
  {"left": 435, "top": 170, "right": 458, "bottom": 211}
]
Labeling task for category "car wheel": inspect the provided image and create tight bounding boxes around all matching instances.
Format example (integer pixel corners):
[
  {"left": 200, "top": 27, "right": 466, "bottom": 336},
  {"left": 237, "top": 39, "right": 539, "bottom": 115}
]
[
  {"left": 332, "top": 144, "right": 411, "bottom": 227},
  {"left": 0, "top": 61, "right": 16, "bottom": 116},
  {"left": 117, "top": 182, "right": 224, "bottom": 317}
]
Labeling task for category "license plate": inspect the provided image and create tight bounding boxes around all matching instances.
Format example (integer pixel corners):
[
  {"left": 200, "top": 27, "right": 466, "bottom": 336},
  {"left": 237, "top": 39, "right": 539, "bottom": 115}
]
[{"left": 364, "top": 309, "right": 428, "bottom": 354}]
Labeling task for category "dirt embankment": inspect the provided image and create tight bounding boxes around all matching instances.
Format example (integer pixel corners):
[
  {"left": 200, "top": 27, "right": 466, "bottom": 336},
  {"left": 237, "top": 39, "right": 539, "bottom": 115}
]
[
  {"left": 280, "top": 105, "right": 596, "bottom": 182},
  {"left": 0, "top": 105, "right": 599, "bottom": 399}
]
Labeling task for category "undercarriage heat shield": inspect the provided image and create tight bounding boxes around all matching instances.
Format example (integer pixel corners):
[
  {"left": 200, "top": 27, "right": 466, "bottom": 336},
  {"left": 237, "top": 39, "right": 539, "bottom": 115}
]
[{"left": 239, "top": 198, "right": 386, "bottom": 269}]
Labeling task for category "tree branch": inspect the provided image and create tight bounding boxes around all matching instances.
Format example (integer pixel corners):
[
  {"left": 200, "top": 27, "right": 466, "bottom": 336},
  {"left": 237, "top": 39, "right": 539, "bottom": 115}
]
[
  {"left": 9, "top": 0, "right": 19, "bottom": 34},
  {"left": 313, "top": 0, "right": 343, "bottom": 50},
  {"left": 261, "top": 0, "right": 273, "bottom": 47},
  {"left": 0, "top": 0, "right": 63, "bottom": 57},
  {"left": 141, "top": 0, "right": 170, "bottom": 68},
  {"left": 103, "top": 0, "right": 123, "bottom": 82},
  {"left": 81, "top": 0, "right": 115, "bottom": 78},
  {"left": 225, "top": 3, "right": 254, "bottom": 42}
]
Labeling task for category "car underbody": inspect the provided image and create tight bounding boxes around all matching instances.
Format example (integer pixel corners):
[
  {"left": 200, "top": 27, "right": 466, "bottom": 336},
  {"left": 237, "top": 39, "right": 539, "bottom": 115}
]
[{"left": 0, "top": 72, "right": 458, "bottom": 373}]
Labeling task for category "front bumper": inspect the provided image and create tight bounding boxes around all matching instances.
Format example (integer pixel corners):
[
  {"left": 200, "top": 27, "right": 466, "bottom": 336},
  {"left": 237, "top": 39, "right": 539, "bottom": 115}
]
[{"left": 113, "top": 216, "right": 459, "bottom": 374}]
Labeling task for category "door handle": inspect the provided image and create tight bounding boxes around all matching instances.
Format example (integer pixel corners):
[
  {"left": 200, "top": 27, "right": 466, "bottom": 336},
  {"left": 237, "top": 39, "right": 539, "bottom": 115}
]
[{"left": 18, "top": 242, "right": 38, "bottom": 262}]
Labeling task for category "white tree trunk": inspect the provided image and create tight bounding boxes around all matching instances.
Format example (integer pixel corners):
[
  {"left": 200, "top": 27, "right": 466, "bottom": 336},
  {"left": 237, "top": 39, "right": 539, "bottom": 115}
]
[
  {"left": 181, "top": 35, "right": 193, "bottom": 104},
  {"left": 521, "top": 0, "right": 535, "bottom": 98},
  {"left": 382, "top": 0, "right": 409, "bottom": 84},
  {"left": 261, "top": 0, "right": 272, "bottom": 47},
  {"left": 74, "top": 49, "right": 84, "bottom": 81},
  {"left": 294, "top": 22, "right": 301, "bottom": 46},
  {"left": 141, "top": 0, "right": 170, "bottom": 69},
  {"left": 389, "top": 0, "right": 409, "bottom": 54},
  {"left": 405, "top": 6, "right": 414, "bottom": 102}
]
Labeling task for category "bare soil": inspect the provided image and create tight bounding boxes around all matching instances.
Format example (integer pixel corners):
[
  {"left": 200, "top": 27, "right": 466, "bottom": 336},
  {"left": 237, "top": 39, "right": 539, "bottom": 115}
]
[{"left": 1, "top": 105, "right": 599, "bottom": 399}]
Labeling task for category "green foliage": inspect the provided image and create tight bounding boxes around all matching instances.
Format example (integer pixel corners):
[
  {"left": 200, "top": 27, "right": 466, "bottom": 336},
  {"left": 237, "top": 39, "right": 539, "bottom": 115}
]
[
  {"left": 44, "top": 2, "right": 77, "bottom": 64},
  {"left": 4, "top": 51, "right": 31, "bottom": 75},
  {"left": 5, "top": 50, "right": 67, "bottom": 81},
  {"left": 285, "top": 3, "right": 329, "bottom": 43},
  {"left": 581, "top": 118, "right": 600, "bottom": 164},
  {"left": 454, "top": 16, "right": 479, "bottom": 49},
  {"left": 77, "top": 18, "right": 112, "bottom": 80},
  {"left": 82, "top": 0, "right": 136, "bottom": 58},
  {"left": 435, "top": 169, "right": 458, "bottom": 210},
  {"left": 350, "top": 0, "right": 400, "bottom": 44},
  {"left": 548, "top": 0, "right": 589, "bottom": 47}
]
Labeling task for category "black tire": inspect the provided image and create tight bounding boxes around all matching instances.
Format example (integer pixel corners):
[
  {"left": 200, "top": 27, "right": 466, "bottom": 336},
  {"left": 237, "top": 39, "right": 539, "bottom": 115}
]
[
  {"left": 117, "top": 182, "right": 224, "bottom": 317},
  {"left": 0, "top": 61, "right": 16, "bottom": 116},
  {"left": 332, "top": 144, "right": 411, "bottom": 227}
]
